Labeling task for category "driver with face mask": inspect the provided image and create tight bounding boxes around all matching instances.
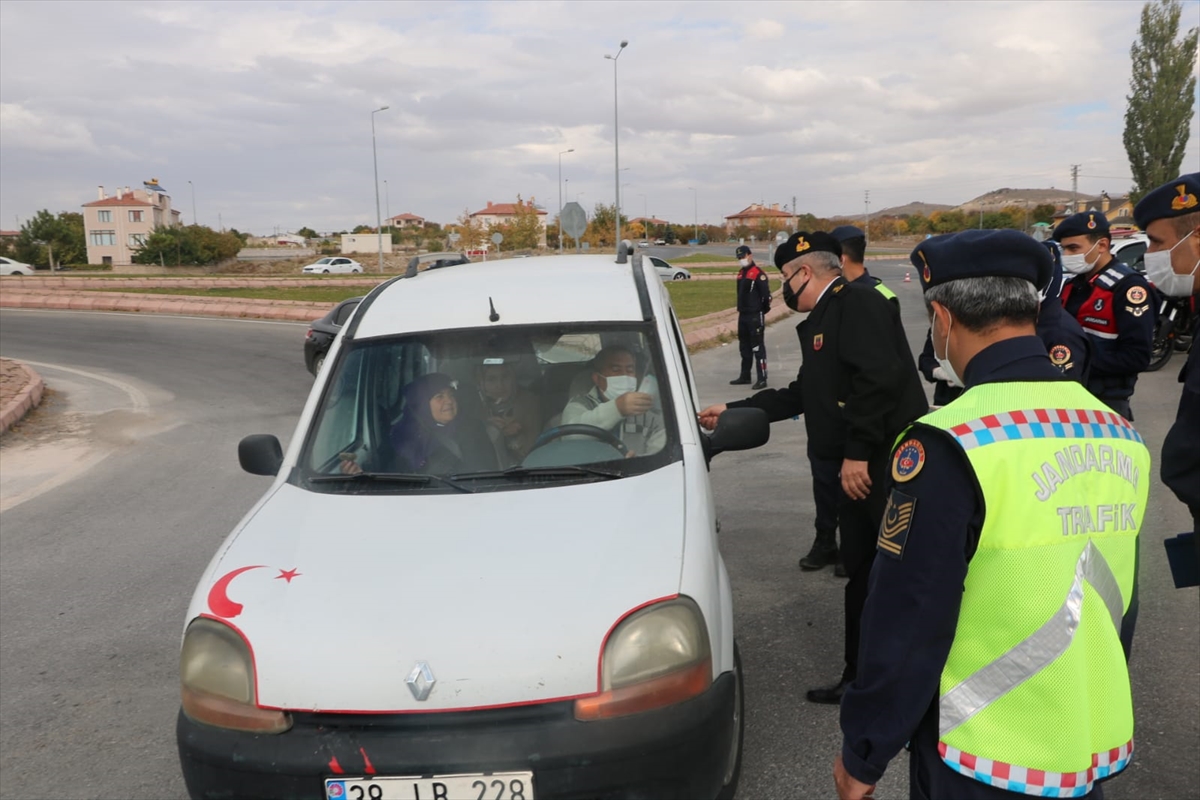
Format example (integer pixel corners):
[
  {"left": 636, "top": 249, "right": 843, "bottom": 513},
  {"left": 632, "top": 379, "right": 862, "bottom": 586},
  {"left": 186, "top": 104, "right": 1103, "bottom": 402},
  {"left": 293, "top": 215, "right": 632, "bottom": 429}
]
[
  {"left": 1053, "top": 210, "right": 1154, "bottom": 420},
  {"left": 561, "top": 345, "right": 666, "bottom": 457}
]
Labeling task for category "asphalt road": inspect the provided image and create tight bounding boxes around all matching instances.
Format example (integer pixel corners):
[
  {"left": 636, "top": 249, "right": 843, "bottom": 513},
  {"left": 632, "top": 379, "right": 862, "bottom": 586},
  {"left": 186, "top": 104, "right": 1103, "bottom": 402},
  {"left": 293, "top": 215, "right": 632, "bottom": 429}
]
[{"left": 0, "top": 287, "right": 1196, "bottom": 799}]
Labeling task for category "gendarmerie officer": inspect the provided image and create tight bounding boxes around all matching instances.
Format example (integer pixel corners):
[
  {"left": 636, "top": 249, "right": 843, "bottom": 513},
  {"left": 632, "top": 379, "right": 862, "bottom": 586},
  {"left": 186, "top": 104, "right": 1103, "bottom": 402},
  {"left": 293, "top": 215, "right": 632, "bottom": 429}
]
[
  {"left": 730, "top": 245, "right": 771, "bottom": 389},
  {"left": 1054, "top": 210, "right": 1154, "bottom": 419},
  {"left": 835, "top": 229, "right": 1148, "bottom": 800},
  {"left": 1134, "top": 172, "right": 1200, "bottom": 566},
  {"left": 1037, "top": 239, "right": 1092, "bottom": 385},
  {"left": 832, "top": 225, "right": 899, "bottom": 307},
  {"left": 699, "top": 231, "right": 927, "bottom": 704}
]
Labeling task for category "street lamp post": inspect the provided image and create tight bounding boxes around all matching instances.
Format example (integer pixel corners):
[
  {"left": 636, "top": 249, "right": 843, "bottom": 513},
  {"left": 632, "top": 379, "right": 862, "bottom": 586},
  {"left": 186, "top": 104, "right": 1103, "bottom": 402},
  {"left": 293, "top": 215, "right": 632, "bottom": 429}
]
[
  {"left": 371, "top": 105, "right": 390, "bottom": 273},
  {"left": 605, "top": 40, "right": 628, "bottom": 249},
  {"left": 688, "top": 187, "right": 698, "bottom": 244},
  {"left": 384, "top": 179, "right": 391, "bottom": 236},
  {"left": 637, "top": 193, "right": 647, "bottom": 239},
  {"left": 187, "top": 180, "right": 197, "bottom": 226},
  {"left": 557, "top": 148, "right": 573, "bottom": 252}
]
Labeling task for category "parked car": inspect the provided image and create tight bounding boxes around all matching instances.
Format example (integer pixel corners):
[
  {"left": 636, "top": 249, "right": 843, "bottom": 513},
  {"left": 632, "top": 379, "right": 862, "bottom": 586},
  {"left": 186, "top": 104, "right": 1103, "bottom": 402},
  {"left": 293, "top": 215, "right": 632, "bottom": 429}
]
[
  {"left": 303, "top": 296, "right": 364, "bottom": 376},
  {"left": 177, "top": 252, "right": 768, "bottom": 800},
  {"left": 1111, "top": 233, "right": 1149, "bottom": 272},
  {"left": 301, "top": 257, "right": 363, "bottom": 274},
  {"left": 0, "top": 257, "right": 34, "bottom": 276},
  {"left": 638, "top": 241, "right": 650, "bottom": 248},
  {"left": 648, "top": 256, "right": 691, "bottom": 281},
  {"left": 654, "top": 238, "right": 667, "bottom": 246}
]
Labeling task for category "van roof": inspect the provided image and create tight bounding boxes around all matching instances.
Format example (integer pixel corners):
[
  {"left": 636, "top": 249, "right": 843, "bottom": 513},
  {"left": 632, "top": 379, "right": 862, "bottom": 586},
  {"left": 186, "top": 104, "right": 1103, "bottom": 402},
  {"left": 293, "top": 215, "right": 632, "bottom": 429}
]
[{"left": 354, "top": 255, "right": 648, "bottom": 338}]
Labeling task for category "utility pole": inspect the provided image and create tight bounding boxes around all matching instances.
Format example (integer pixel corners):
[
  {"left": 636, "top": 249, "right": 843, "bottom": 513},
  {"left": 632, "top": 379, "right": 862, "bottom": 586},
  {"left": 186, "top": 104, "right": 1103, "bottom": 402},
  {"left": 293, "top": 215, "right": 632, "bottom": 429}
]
[
  {"left": 605, "top": 40, "right": 629, "bottom": 248},
  {"left": 1070, "top": 164, "right": 1080, "bottom": 213},
  {"left": 384, "top": 179, "right": 391, "bottom": 237},
  {"left": 371, "top": 105, "right": 390, "bottom": 273},
  {"left": 792, "top": 195, "right": 797, "bottom": 232},
  {"left": 864, "top": 190, "right": 870, "bottom": 247}
]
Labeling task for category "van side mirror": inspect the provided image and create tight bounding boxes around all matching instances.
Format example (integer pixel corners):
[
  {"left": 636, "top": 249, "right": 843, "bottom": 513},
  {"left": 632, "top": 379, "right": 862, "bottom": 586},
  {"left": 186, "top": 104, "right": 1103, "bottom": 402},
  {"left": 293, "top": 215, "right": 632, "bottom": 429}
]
[
  {"left": 239, "top": 434, "right": 283, "bottom": 476},
  {"left": 703, "top": 408, "right": 770, "bottom": 462}
]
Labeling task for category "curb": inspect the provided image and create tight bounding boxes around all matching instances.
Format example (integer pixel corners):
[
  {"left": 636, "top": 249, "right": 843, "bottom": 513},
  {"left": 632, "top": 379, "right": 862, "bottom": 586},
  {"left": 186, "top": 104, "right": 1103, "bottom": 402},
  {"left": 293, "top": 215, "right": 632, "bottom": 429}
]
[{"left": 0, "top": 359, "right": 45, "bottom": 434}]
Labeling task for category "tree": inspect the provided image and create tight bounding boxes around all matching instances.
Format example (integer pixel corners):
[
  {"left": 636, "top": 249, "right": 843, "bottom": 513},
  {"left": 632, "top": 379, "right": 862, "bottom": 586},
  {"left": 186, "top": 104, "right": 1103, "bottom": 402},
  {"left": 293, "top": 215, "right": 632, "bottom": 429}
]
[
  {"left": 491, "top": 195, "right": 544, "bottom": 250},
  {"left": 132, "top": 225, "right": 243, "bottom": 266},
  {"left": 1031, "top": 204, "right": 1057, "bottom": 225},
  {"left": 583, "top": 203, "right": 627, "bottom": 248},
  {"left": 351, "top": 224, "right": 375, "bottom": 234},
  {"left": 1123, "top": 0, "right": 1198, "bottom": 203},
  {"left": 14, "top": 209, "right": 86, "bottom": 268},
  {"left": 296, "top": 227, "right": 319, "bottom": 240},
  {"left": 447, "top": 209, "right": 485, "bottom": 250}
]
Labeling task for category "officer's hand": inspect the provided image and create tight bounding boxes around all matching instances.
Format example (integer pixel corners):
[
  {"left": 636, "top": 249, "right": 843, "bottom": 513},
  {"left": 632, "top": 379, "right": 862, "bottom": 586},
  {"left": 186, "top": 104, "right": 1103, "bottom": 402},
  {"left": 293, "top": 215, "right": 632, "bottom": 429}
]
[
  {"left": 697, "top": 403, "right": 727, "bottom": 431},
  {"left": 931, "top": 365, "right": 950, "bottom": 382},
  {"left": 615, "top": 391, "right": 654, "bottom": 416},
  {"left": 834, "top": 754, "right": 876, "bottom": 800},
  {"left": 841, "top": 459, "right": 872, "bottom": 501}
]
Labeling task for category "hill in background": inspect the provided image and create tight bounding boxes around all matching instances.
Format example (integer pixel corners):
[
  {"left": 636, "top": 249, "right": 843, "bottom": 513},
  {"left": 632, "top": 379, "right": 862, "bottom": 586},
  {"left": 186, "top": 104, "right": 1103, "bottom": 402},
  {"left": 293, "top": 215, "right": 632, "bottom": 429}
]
[
  {"left": 872, "top": 201, "right": 955, "bottom": 217},
  {"left": 954, "top": 187, "right": 1078, "bottom": 212}
]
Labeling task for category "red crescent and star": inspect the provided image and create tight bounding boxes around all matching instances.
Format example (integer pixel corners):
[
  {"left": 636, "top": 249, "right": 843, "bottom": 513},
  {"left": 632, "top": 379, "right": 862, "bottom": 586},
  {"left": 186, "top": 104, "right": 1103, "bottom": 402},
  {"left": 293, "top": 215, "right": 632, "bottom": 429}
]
[{"left": 207, "top": 565, "right": 302, "bottom": 618}]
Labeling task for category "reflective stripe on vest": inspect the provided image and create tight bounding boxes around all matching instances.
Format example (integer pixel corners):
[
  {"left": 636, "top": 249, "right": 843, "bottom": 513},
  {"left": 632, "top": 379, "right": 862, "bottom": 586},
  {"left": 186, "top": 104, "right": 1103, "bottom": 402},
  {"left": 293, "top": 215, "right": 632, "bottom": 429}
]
[
  {"left": 874, "top": 282, "right": 897, "bottom": 301},
  {"left": 916, "top": 381, "right": 1147, "bottom": 797}
]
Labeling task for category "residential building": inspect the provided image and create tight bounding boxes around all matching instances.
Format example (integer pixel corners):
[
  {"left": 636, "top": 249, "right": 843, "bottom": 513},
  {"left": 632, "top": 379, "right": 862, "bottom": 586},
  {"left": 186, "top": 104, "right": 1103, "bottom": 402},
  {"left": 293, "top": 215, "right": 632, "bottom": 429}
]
[
  {"left": 387, "top": 213, "right": 426, "bottom": 229},
  {"left": 1052, "top": 192, "right": 1134, "bottom": 226},
  {"left": 82, "top": 183, "right": 181, "bottom": 266},
  {"left": 0, "top": 230, "right": 18, "bottom": 242},
  {"left": 724, "top": 203, "right": 793, "bottom": 233},
  {"left": 341, "top": 234, "right": 393, "bottom": 255},
  {"left": 469, "top": 200, "right": 548, "bottom": 248}
]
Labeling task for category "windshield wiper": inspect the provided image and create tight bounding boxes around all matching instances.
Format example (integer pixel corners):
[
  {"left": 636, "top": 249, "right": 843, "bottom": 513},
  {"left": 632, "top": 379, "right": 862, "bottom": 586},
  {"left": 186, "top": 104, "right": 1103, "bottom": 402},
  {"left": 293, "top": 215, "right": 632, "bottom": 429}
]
[
  {"left": 451, "top": 464, "right": 623, "bottom": 482},
  {"left": 309, "top": 471, "right": 474, "bottom": 493}
]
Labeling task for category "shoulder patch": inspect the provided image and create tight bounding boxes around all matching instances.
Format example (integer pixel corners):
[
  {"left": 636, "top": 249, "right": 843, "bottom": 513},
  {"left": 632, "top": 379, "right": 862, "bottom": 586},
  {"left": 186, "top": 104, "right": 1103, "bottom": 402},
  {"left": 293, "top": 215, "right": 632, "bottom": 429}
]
[
  {"left": 891, "top": 438, "right": 926, "bottom": 482},
  {"left": 833, "top": 283, "right": 845, "bottom": 294},
  {"left": 1049, "top": 344, "right": 1071, "bottom": 366},
  {"left": 878, "top": 489, "right": 917, "bottom": 559},
  {"left": 758, "top": 273, "right": 768, "bottom": 281},
  {"left": 813, "top": 333, "right": 824, "bottom": 351},
  {"left": 1126, "top": 285, "right": 1147, "bottom": 305}
]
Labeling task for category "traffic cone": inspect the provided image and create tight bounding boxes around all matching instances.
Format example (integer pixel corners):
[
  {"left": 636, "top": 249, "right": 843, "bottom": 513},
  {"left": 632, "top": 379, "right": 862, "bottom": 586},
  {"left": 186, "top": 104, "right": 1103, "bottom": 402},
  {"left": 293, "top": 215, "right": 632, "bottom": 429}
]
[{"left": 904, "top": 271, "right": 911, "bottom": 283}]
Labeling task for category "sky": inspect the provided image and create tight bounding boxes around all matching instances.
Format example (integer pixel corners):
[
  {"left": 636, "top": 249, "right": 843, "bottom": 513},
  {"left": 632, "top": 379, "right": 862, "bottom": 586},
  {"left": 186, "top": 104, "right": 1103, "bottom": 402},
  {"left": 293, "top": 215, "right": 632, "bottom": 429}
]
[{"left": 1, "top": 0, "right": 1198, "bottom": 235}]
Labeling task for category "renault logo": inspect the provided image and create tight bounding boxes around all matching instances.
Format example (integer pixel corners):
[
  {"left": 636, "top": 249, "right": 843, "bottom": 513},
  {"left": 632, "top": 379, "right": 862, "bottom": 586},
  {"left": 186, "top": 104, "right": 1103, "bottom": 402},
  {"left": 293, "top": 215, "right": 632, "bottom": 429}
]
[{"left": 406, "top": 661, "right": 436, "bottom": 701}]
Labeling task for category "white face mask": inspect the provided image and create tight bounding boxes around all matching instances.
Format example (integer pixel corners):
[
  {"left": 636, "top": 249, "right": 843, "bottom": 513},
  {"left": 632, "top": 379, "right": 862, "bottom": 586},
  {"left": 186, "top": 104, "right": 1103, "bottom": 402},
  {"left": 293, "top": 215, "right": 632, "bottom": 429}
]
[
  {"left": 1144, "top": 235, "right": 1200, "bottom": 297},
  {"left": 935, "top": 313, "right": 963, "bottom": 388},
  {"left": 1060, "top": 241, "right": 1099, "bottom": 275},
  {"left": 738, "top": 258, "right": 751, "bottom": 267},
  {"left": 602, "top": 374, "right": 638, "bottom": 400}
]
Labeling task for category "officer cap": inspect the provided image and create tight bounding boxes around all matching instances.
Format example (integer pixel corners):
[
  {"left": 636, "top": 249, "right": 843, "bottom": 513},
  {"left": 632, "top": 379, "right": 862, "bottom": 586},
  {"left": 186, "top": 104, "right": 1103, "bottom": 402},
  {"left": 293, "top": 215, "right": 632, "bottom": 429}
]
[
  {"left": 773, "top": 231, "right": 841, "bottom": 270},
  {"left": 1052, "top": 210, "right": 1110, "bottom": 241},
  {"left": 830, "top": 225, "right": 865, "bottom": 242},
  {"left": 1132, "top": 172, "right": 1200, "bottom": 229},
  {"left": 910, "top": 229, "right": 1052, "bottom": 292},
  {"left": 735, "top": 245, "right": 752, "bottom": 258}
]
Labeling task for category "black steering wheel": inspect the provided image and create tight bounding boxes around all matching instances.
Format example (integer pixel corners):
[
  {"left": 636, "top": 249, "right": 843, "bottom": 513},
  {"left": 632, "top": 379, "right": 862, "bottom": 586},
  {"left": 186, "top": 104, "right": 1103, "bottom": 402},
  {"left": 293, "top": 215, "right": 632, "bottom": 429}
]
[{"left": 529, "top": 424, "right": 629, "bottom": 456}]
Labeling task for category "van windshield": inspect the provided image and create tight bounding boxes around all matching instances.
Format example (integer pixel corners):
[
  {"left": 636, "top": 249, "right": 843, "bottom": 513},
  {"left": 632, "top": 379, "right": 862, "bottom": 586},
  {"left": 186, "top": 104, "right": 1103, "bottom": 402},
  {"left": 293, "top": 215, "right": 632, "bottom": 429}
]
[{"left": 296, "top": 323, "right": 679, "bottom": 493}]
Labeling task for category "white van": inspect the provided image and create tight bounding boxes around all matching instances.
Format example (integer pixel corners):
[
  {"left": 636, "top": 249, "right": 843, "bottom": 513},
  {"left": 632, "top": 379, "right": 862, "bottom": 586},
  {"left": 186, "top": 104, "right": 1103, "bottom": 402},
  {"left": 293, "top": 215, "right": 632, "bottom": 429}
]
[{"left": 176, "top": 246, "right": 768, "bottom": 800}]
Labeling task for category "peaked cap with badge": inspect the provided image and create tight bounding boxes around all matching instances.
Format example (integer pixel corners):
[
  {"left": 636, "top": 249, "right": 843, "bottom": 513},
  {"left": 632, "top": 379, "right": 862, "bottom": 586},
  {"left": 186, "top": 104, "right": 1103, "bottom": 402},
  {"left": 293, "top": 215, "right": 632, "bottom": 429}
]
[
  {"left": 774, "top": 230, "right": 842, "bottom": 270},
  {"left": 1133, "top": 171, "right": 1200, "bottom": 229},
  {"left": 910, "top": 229, "right": 1053, "bottom": 293},
  {"left": 1052, "top": 210, "right": 1111, "bottom": 241}
]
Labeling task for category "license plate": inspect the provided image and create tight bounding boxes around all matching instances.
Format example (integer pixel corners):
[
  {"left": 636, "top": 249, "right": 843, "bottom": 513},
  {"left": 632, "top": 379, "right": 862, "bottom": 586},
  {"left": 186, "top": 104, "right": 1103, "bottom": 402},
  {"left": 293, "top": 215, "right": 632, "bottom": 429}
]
[{"left": 325, "top": 772, "right": 535, "bottom": 800}]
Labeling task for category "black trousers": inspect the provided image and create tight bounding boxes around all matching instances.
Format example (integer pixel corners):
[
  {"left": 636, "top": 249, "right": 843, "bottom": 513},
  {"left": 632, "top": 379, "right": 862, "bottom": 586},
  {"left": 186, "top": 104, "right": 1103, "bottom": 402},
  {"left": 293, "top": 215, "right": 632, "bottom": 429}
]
[
  {"left": 737, "top": 313, "right": 767, "bottom": 381},
  {"left": 1104, "top": 396, "right": 1133, "bottom": 421},
  {"left": 839, "top": 453, "right": 889, "bottom": 682},
  {"left": 809, "top": 453, "right": 842, "bottom": 538}
]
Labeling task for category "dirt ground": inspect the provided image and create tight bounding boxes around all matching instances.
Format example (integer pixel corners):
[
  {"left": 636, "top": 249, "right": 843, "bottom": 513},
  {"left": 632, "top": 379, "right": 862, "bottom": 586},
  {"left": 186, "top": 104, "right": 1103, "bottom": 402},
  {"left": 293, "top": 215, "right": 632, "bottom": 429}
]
[{"left": 0, "top": 358, "right": 32, "bottom": 408}]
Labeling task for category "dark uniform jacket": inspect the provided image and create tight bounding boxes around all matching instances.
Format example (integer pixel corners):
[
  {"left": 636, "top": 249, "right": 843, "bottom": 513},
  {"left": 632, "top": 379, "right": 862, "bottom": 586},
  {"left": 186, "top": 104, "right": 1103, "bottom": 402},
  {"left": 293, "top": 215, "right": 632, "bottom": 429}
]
[
  {"left": 735, "top": 262, "right": 771, "bottom": 315},
  {"left": 727, "top": 277, "right": 928, "bottom": 461},
  {"left": 1061, "top": 257, "right": 1154, "bottom": 402},
  {"left": 840, "top": 337, "right": 1122, "bottom": 799},
  {"left": 1037, "top": 295, "right": 1092, "bottom": 385},
  {"left": 1162, "top": 293, "right": 1200, "bottom": 546}
]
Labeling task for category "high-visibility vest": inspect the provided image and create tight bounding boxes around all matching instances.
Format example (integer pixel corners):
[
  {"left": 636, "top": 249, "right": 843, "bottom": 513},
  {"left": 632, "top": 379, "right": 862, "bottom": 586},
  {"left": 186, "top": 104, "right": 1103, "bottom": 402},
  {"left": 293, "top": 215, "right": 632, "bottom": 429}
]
[
  {"left": 874, "top": 281, "right": 897, "bottom": 302},
  {"left": 915, "top": 380, "right": 1148, "bottom": 798}
]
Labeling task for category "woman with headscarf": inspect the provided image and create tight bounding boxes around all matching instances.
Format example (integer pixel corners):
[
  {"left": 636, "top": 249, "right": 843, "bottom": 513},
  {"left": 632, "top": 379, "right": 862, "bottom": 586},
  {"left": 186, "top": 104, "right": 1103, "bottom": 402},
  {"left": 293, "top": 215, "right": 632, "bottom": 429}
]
[{"left": 389, "top": 372, "right": 497, "bottom": 474}]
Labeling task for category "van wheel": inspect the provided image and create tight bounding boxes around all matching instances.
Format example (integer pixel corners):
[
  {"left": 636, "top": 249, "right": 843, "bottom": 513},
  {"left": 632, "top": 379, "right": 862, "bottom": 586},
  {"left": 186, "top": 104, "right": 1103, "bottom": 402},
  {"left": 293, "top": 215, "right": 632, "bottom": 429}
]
[
  {"left": 312, "top": 353, "right": 326, "bottom": 375},
  {"left": 716, "top": 642, "right": 744, "bottom": 800}
]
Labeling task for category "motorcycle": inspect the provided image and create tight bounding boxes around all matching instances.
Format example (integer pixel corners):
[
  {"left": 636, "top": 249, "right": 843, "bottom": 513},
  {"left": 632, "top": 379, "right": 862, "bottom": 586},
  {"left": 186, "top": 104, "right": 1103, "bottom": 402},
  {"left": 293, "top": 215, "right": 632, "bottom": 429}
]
[{"left": 1146, "top": 292, "right": 1197, "bottom": 372}]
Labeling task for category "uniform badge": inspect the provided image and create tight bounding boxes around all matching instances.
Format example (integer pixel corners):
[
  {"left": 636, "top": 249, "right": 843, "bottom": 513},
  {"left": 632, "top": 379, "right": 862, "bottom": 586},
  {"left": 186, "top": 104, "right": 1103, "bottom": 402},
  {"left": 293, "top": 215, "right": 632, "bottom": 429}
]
[
  {"left": 878, "top": 489, "right": 917, "bottom": 559},
  {"left": 1086, "top": 213, "right": 1097, "bottom": 230},
  {"left": 795, "top": 236, "right": 810, "bottom": 253},
  {"left": 813, "top": 333, "right": 824, "bottom": 351},
  {"left": 833, "top": 283, "right": 844, "bottom": 294},
  {"left": 891, "top": 438, "right": 925, "bottom": 482},
  {"left": 1093, "top": 297, "right": 1105, "bottom": 311},
  {"left": 1126, "top": 305, "right": 1149, "bottom": 317},
  {"left": 1126, "top": 285, "right": 1147, "bottom": 304},
  {"left": 1049, "top": 345, "right": 1072, "bottom": 367},
  {"left": 1173, "top": 184, "right": 1199, "bottom": 211},
  {"left": 919, "top": 251, "right": 932, "bottom": 283}
]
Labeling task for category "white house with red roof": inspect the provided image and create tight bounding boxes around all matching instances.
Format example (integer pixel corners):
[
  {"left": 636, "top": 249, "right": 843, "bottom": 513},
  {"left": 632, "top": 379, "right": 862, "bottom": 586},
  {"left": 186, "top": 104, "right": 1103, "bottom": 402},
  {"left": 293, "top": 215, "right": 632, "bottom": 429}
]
[
  {"left": 387, "top": 213, "right": 426, "bottom": 229},
  {"left": 82, "top": 182, "right": 181, "bottom": 266},
  {"left": 469, "top": 200, "right": 548, "bottom": 248},
  {"left": 724, "top": 203, "right": 793, "bottom": 233}
]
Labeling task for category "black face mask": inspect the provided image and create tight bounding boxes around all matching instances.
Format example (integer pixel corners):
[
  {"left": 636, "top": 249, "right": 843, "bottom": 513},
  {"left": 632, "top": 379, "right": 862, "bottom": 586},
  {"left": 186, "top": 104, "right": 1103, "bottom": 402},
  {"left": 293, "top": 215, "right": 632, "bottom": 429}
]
[{"left": 782, "top": 274, "right": 809, "bottom": 311}]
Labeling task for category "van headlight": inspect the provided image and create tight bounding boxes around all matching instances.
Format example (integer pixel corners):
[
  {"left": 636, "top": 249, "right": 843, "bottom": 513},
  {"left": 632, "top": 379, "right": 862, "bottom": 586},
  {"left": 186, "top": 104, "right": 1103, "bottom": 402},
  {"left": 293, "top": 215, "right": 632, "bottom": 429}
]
[
  {"left": 179, "top": 618, "right": 291, "bottom": 733},
  {"left": 574, "top": 597, "right": 712, "bottom": 721}
]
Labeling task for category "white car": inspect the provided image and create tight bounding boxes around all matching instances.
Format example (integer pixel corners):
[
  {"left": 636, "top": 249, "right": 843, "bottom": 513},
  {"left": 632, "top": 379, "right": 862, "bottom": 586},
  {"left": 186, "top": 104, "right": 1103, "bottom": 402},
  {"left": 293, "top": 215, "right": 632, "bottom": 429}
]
[
  {"left": 0, "top": 256, "right": 34, "bottom": 276},
  {"left": 1111, "top": 233, "right": 1149, "bottom": 272},
  {"left": 176, "top": 250, "right": 766, "bottom": 800},
  {"left": 648, "top": 256, "right": 692, "bottom": 281},
  {"left": 302, "top": 257, "right": 363, "bottom": 274}
]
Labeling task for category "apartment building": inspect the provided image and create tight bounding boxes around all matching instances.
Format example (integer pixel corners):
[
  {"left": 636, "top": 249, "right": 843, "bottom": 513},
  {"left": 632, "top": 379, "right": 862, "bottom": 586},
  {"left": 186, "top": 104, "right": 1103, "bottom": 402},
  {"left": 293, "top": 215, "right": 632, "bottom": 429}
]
[
  {"left": 82, "top": 182, "right": 182, "bottom": 266},
  {"left": 469, "top": 201, "right": 548, "bottom": 248}
]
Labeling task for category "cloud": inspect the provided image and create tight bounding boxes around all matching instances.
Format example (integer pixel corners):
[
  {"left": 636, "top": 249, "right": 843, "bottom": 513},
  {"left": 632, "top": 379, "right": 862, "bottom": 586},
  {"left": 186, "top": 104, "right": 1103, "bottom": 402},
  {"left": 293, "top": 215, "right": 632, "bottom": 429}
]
[{"left": 0, "top": 0, "right": 1196, "bottom": 233}]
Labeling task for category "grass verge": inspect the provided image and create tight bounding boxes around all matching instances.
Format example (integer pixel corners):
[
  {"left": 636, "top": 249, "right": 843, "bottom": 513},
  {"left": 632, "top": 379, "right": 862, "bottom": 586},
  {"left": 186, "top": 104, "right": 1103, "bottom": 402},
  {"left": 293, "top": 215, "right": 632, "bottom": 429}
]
[
  {"left": 665, "top": 278, "right": 778, "bottom": 319},
  {"left": 90, "top": 286, "right": 366, "bottom": 303},
  {"left": 669, "top": 253, "right": 737, "bottom": 264}
]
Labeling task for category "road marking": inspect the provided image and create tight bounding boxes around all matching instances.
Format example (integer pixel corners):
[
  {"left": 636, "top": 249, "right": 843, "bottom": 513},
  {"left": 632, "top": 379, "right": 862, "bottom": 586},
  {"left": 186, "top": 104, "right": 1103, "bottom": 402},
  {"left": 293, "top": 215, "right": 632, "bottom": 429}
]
[{"left": 20, "top": 360, "right": 149, "bottom": 412}]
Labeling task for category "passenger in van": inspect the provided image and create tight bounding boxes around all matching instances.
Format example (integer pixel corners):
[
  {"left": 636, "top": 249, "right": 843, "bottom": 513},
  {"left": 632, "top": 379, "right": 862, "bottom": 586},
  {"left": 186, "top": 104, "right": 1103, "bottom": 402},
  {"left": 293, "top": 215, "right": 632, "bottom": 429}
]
[
  {"left": 562, "top": 346, "right": 666, "bottom": 457},
  {"left": 476, "top": 358, "right": 541, "bottom": 466},
  {"left": 341, "top": 373, "right": 496, "bottom": 475}
]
